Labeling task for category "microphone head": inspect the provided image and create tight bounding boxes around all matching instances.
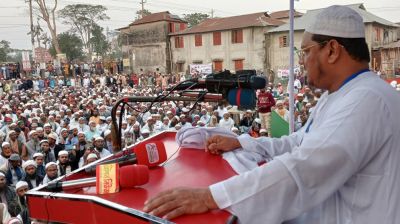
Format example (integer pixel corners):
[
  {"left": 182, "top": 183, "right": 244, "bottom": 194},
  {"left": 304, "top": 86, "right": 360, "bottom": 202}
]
[
  {"left": 119, "top": 165, "right": 149, "bottom": 188},
  {"left": 133, "top": 141, "right": 167, "bottom": 167},
  {"left": 250, "top": 76, "right": 267, "bottom": 89},
  {"left": 227, "top": 88, "right": 257, "bottom": 109}
]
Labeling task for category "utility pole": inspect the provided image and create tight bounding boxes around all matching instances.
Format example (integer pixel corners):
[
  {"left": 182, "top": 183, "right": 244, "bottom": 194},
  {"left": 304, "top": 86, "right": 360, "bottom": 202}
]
[
  {"left": 27, "top": 0, "right": 35, "bottom": 60},
  {"left": 140, "top": 0, "right": 147, "bottom": 18},
  {"left": 210, "top": 9, "right": 214, "bottom": 18}
]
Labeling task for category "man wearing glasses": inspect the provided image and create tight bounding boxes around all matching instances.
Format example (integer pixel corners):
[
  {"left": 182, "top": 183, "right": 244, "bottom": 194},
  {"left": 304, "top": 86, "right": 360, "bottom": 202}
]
[{"left": 144, "top": 5, "right": 400, "bottom": 223}]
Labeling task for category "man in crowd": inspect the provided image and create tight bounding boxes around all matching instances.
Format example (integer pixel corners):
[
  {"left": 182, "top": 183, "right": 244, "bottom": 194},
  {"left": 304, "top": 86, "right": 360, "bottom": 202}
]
[
  {"left": 32, "top": 152, "right": 45, "bottom": 177},
  {"left": 0, "top": 154, "right": 25, "bottom": 187},
  {"left": 21, "top": 160, "right": 43, "bottom": 189},
  {"left": 257, "top": 88, "right": 275, "bottom": 130},
  {"left": 56, "top": 150, "right": 72, "bottom": 176},
  {"left": 41, "top": 162, "right": 58, "bottom": 185},
  {"left": 0, "top": 172, "right": 20, "bottom": 217}
]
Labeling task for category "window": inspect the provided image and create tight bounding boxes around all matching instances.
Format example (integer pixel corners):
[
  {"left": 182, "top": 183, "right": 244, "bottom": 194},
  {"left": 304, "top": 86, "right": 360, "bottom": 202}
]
[
  {"left": 231, "top": 29, "right": 243, "bottom": 43},
  {"left": 175, "top": 23, "right": 180, "bottom": 32},
  {"left": 169, "top": 23, "right": 175, "bottom": 33},
  {"left": 176, "top": 62, "right": 185, "bottom": 72},
  {"left": 213, "top": 61, "right": 223, "bottom": 72},
  {"left": 233, "top": 59, "right": 244, "bottom": 71},
  {"left": 180, "top": 23, "right": 187, "bottom": 31},
  {"left": 213, "top": 32, "right": 221, "bottom": 45},
  {"left": 375, "top": 27, "right": 381, "bottom": 41},
  {"left": 194, "top": 34, "right": 202, "bottom": 47},
  {"left": 175, "top": 36, "right": 184, "bottom": 48},
  {"left": 279, "top": 35, "right": 288, "bottom": 48}
]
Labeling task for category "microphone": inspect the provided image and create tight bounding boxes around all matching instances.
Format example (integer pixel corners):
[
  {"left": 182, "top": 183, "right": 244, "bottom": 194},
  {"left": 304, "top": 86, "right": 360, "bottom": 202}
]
[
  {"left": 47, "top": 165, "right": 149, "bottom": 192},
  {"left": 84, "top": 141, "right": 167, "bottom": 173},
  {"left": 166, "top": 70, "right": 266, "bottom": 93},
  {"left": 227, "top": 88, "right": 257, "bottom": 109}
]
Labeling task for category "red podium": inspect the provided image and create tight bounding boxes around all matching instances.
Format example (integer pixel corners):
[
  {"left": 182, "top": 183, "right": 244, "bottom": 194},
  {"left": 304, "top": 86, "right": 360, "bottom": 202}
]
[{"left": 26, "top": 131, "right": 237, "bottom": 224}]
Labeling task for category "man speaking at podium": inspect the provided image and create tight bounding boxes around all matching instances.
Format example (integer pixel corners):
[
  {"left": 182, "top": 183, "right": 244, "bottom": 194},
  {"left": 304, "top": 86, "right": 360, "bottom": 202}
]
[{"left": 144, "top": 5, "right": 400, "bottom": 224}]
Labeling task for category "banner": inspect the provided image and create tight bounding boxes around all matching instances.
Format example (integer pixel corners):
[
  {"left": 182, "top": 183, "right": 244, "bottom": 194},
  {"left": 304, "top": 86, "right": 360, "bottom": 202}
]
[
  {"left": 270, "top": 110, "right": 289, "bottom": 138},
  {"left": 22, "top": 51, "right": 31, "bottom": 71},
  {"left": 189, "top": 63, "right": 212, "bottom": 75}
]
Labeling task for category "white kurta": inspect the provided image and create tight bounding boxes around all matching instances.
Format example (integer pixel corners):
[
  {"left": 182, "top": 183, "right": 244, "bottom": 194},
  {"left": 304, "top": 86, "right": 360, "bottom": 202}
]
[{"left": 210, "top": 72, "right": 400, "bottom": 224}]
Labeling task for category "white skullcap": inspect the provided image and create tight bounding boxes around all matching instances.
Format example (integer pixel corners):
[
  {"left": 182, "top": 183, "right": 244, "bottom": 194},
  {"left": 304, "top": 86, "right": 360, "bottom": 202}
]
[
  {"left": 43, "top": 123, "right": 51, "bottom": 127},
  {"left": 47, "top": 133, "right": 57, "bottom": 140},
  {"left": 33, "top": 152, "right": 44, "bottom": 159},
  {"left": 0, "top": 172, "right": 5, "bottom": 177},
  {"left": 16, "top": 181, "right": 28, "bottom": 190},
  {"left": 306, "top": 5, "right": 365, "bottom": 38},
  {"left": 1, "top": 142, "right": 10, "bottom": 147},
  {"left": 94, "top": 136, "right": 104, "bottom": 141},
  {"left": 231, "top": 127, "right": 239, "bottom": 132},
  {"left": 45, "top": 162, "right": 58, "bottom": 170},
  {"left": 36, "top": 127, "right": 43, "bottom": 131},
  {"left": 29, "top": 130, "right": 37, "bottom": 136},
  {"left": 141, "top": 129, "right": 150, "bottom": 134},
  {"left": 87, "top": 153, "right": 98, "bottom": 160},
  {"left": 58, "top": 150, "right": 68, "bottom": 156},
  {"left": 77, "top": 131, "right": 85, "bottom": 136},
  {"left": 39, "top": 139, "right": 49, "bottom": 145},
  {"left": 104, "top": 129, "right": 111, "bottom": 137},
  {"left": 22, "top": 160, "right": 37, "bottom": 170},
  {"left": 260, "top": 129, "right": 268, "bottom": 133}
]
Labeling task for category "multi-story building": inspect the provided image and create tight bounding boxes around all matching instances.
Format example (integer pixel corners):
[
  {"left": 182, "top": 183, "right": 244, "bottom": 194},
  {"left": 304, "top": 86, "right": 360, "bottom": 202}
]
[
  {"left": 266, "top": 4, "right": 399, "bottom": 77},
  {"left": 118, "top": 11, "right": 187, "bottom": 73},
  {"left": 169, "top": 12, "right": 285, "bottom": 75}
]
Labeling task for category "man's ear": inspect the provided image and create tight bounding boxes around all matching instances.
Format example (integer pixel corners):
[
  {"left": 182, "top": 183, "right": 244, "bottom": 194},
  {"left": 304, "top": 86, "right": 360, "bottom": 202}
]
[{"left": 327, "top": 40, "right": 341, "bottom": 64}]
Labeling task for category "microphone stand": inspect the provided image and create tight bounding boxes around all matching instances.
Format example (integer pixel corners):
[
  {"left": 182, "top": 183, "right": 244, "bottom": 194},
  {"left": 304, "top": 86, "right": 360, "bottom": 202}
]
[{"left": 111, "top": 92, "right": 223, "bottom": 153}]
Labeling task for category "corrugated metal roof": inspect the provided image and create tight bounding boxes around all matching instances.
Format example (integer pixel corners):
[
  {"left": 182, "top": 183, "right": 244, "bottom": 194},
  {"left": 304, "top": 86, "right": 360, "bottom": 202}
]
[
  {"left": 118, "top": 11, "right": 186, "bottom": 30},
  {"left": 268, "top": 4, "right": 399, "bottom": 33},
  {"left": 170, "top": 12, "right": 284, "bottom": 36}
]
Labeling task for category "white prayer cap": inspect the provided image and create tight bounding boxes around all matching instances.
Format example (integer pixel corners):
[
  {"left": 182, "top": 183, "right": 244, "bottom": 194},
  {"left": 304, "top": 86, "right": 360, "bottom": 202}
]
[
  {"left": 28, "top": 130, "right": 37, "bottom": 136},
  {"left": 47, "top": 133, "right": 57, "bottom": 140},
  {"left": 306, "top": 5, "right": 365, "bottom": 38},
  {"left": 16, "top": 181, "right": 28, "bottom": 190},
  {"left": 104, "top": 129, "right": 111, "bottom": 137},
  {"left": 43, "top": 123, "right": 51, "bottom": 127},
  {"left": 231, "top": 127, "right": 239, "bottom": 132},
  {"left": 260, "top": 129, "right": 268, "bottom": 133},
  {"left": 141, "top": 129, "right": 150, "bottom": 134},
  {"left": 33, "top": 152, "right": 44, "bottom": 159},
  {"left": 39, "top": 139, "right": 49, "bottom": 145},
  {"left": 0, "top": 172, "right": 5, "bottom": 177},
  {"left": 94, "top": 136, "right": 104, "bottom": 141},
  {"left": 45, "top": 162, "right": 58, "bottom": 170},
  {"left": 22, "top": 160, "right": 37, "bottom": 170},
  {"left": 87, "top": 153, "right": 98, "bottom": 160},
  {"left": 2, "top": 142, "right": 10, "bottom": 147},
  {"left": 58, "top": 150, "right": 68, "bottom": 156}
]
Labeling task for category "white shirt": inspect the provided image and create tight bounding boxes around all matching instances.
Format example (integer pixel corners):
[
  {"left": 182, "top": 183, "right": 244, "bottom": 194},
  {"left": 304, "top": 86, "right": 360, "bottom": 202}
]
[
  {"left": 210, "top": 72, "right": 400, "bottom": 224},
  {"left": 218, "top": 118, "right": 235, "bottom": 131}
]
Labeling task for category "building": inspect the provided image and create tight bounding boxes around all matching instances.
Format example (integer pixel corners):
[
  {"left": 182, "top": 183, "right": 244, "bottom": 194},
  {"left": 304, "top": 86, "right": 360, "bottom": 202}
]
[
  {"left": 267, "top": 4, "right": 399, "bottom": 77},
  {"left": 118, "top": 11, "right": 187, "bottom": 73},
  {"left": 169, "top": 12, "right": 285, "bottom": 75}
]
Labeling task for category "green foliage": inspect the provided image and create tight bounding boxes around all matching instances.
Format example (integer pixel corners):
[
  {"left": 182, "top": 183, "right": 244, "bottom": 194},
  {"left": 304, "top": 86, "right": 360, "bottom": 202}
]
[
  {"left": 183, "top": 13, "right": 210, "bottom": 28},
  {"left": 89, "top": 25, "right": 109, "bottom": 57},
  {"left": 135, "top": 9, "right": 152, "bottom": 20},
  {"left": 0, "top": 40, "right": 11, "bottom": 62},
  {"left": 58, "top": 4, "right": 109, "bottom": 50},
  {"left": 49, "top": 32, "right": 83, "bottom": 61}
]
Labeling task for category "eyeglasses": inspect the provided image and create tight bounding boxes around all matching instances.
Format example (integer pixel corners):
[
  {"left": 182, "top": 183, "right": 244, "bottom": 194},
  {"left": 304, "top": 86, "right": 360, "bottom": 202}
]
[{"left": 295, "top": 41, "right": 328, "bottom": 60}]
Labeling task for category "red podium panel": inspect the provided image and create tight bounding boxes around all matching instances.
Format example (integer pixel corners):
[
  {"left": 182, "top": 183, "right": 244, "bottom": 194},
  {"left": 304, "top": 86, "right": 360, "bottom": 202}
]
[{"left": 27, "top": 131, "right": 237, "bottom": 224}]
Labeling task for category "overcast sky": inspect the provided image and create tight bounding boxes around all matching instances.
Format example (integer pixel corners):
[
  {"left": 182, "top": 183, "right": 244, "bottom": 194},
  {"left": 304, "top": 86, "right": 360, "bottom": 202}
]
[{"left": 1, "top": 0, "right": 399, "bottom": 49}]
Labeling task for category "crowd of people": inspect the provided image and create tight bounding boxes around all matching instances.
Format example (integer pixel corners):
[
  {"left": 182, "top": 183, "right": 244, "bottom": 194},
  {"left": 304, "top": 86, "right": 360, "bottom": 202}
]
[{"left": 0, "top": 56, "right": 398, "bottom": 223}]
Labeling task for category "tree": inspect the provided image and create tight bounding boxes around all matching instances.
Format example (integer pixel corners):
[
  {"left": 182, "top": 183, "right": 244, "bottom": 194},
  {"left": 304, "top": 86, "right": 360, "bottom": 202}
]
[
  {"left": 49, "top": 32, "right": 83, "bottom": 61},
  {"left": 135, "top": 9, "right": 151, "bottom": 20},
  {"left": 58, "top": 4, "right": 109, "bottom": 55},
  {"left": 34, "top": 0, "right": 62, "bottom": 54},
  {"left": 183, "top": 13, "right": 210, "bottom": 28},
  {"left": 89, "top": 25, "right": 109, "bottom": 57},
  {"left": 0, "top": 40, "right": 11, "bottom": 62}
]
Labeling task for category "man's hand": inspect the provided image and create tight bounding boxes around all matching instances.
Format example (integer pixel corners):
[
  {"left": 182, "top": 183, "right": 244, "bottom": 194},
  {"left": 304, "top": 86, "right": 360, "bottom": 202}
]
[
  {"left": 206, "top": 135, "right": 242, "bottom": 155},
  {"left": 143, "top": 187, "right": 218, "bottom": 220}
]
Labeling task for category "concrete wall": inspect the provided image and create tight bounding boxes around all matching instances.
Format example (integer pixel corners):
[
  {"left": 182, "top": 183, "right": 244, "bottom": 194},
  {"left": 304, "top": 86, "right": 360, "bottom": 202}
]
[
  {"left": 171, "top": 27, "right": 269, "bottom": 74},
  {"left": 267, "top": 31, "right": 304, "bottom": 72},
  {"left": 120, "top": 21, "right": 171, "bottom": 73}
]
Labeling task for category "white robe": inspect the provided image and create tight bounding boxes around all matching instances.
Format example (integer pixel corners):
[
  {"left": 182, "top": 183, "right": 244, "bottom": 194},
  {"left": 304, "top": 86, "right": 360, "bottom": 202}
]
[{"left": 209, "top": 72, "right": 400, "bottom": 224}]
